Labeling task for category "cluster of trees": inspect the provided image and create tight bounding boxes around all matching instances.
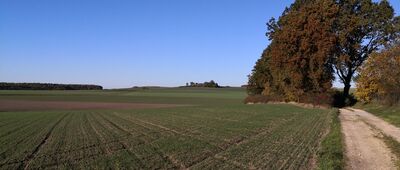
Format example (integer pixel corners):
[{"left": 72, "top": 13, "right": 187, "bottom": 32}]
[
  {"left": 185, "top": 80, "right": 220, "bottom": 88},
  {"left": 356, "top": 44, "right": 400, "bottom": 105},
  {"left": 248, "top": 0, "right": 399, "bottom": 105},
  {"left": 0, "top": 83, "right": 103, "bottom": 90}
]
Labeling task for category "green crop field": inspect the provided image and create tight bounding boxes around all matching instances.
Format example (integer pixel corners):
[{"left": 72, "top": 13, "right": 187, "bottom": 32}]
[{"left": 0, "top": 88, "right": 334, "bottom": 169}]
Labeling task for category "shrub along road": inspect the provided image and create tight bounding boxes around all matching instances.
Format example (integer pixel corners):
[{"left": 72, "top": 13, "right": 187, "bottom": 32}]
[{"left": 340, "top": 108, "right": 400, "bottom": 170}]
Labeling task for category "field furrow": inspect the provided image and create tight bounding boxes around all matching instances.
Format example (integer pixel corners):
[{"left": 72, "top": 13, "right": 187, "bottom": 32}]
[{"left": 19, "top": 113, "right": 69, "bottom": 170}]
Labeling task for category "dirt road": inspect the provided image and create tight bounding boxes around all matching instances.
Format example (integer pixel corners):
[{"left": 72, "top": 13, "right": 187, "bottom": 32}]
[{"left": 340, "top": 108, "right": 400, "bottom": 170}]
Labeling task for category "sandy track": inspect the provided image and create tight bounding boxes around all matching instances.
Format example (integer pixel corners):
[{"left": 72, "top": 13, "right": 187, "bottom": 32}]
[
  {"left": 349, "top": 108, "right": 400, "bottom": 142},
  {"left": 0, "top": 100, "right": 186, "bottom": 111},
  {"left": 340, "top": 108, "right": 397, "bottom": 170}
]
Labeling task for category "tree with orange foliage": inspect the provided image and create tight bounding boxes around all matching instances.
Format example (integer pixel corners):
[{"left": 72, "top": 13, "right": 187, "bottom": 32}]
[
  {"left": 248, "top": 0, "right": 399, "bottom": 105},
  {"left": 248, "top": 0, "right": 338, "bottom": 101},
  {"left": 269, "top": 0, "right": 338, "bottom": 101},
  {"left": 356, "top": 45, "right": 400, "bottom": 105},
  {"left": 247, "top": 47, "right": 273, "bottom": 95}
]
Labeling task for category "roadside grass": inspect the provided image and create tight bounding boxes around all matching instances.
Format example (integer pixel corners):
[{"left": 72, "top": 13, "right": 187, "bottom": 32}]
[
  {"left": 355, "top": 103, "right": 400, "bottom": 127},
  {"left": 382, "top": 135, "right": 400, "bottom": 168},
  {"left": 318, "top": 109, "right": 344, "bottom": 170}
]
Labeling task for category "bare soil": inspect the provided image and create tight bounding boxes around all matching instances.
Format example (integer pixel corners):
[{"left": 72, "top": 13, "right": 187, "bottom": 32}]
[
  {"left": 0, "top": 100, "right": 185, "bottom": 111},
  {"left": 340, "top": 108, "right": 397, "bottom": 170}
]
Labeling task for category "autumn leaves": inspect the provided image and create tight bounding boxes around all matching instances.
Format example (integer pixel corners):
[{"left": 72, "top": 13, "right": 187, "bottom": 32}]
[{"left": 248, "top": 0, "right": 399, "bottom": 106}]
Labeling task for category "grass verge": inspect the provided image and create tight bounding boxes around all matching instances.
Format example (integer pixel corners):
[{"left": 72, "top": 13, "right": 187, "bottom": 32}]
[
  {"left": 382, "top": 135, "right": 400, "bottom": 168},
  {"left": 317, "top": 109, "right": 344, "bottom": 170},
  {"left": 355, "top": 104, "right": 400, "bottom": 127}
]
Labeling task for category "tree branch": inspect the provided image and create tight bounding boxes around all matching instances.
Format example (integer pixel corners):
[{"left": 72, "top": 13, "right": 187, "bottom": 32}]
[{"left": 334, "top": 64, "right": 345, "bottom": 82}]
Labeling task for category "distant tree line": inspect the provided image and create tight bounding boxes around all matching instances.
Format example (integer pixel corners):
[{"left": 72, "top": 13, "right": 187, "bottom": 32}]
[
  {"left": 185, "top": 80, "right": 220, "bottom": 88},
  {"left": 0, "top": 82, "right": 103, "bottom": 90},
  {"left": 247, "top": 0, "right": 399, "bottom": 107}
]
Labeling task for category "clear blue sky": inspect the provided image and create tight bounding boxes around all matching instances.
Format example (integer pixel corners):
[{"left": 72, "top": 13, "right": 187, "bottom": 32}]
[{"left": 1, "top": 0, "right": 399, "bottom": 89}]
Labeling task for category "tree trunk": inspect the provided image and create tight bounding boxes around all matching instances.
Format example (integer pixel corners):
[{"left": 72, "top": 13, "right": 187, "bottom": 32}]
[{"left": 343, "top": 81, "right": 351, "bottom": 99}]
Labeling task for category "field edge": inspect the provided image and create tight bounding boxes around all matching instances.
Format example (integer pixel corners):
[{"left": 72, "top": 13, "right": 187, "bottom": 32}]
[{"left": 317, "top": 109, "right": 344, "bottom": 170}]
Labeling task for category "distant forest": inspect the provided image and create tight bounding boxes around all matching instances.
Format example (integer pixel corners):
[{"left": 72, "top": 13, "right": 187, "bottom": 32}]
[
  {"left": 185, "top": 80, "right": 220, "bottom": 88},
  {"left": 0, "top": 83, "right": 103, "bottom": 90}
]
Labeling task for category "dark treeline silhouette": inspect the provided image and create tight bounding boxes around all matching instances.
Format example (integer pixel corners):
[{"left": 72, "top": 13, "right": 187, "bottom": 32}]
[
  {"left": 0, "top": 82, "right": 103, "bottom": 90},
  {"left": 185, "top": 80, "right": 220, "bottom": 88}
]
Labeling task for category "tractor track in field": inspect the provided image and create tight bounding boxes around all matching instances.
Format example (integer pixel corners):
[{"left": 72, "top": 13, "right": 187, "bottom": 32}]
[
  {"left": 100, "top": 114, "right": 186, "bottom": 169},
  {"left": 87, "top": 113, "right": 113, "bottom": 155},
  {"left": 92, "top": 114, "right": 144, "bottom": 167},
  {"left": 214, "top": 155, "right": 249, "bottom": 169},
  {"left": 187, "top": 116, "right": 299, "bottom": 169},
  {"left": 111, "top": 111, "right": 232, "bottom": 154},
  {"left": 0, "top": 100, "right": 187, "bottom": 112},
  {"left": 340, "top": 108, "right": 400, "bottom": 170},
  {"left": 0, "top": 121, "right": 48, "bottom": 163},
  {"left": 96, "top": 113, "right": 170, "bottom": 169},
  {"left": 111, "top": 112, "right": 236, "bottom": 168},
  {"left": 0, "top": 116, "right": 43, "bottom": 139},
  {"left": 18, "top": 113, "right": 69, "bottom": 170}
]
